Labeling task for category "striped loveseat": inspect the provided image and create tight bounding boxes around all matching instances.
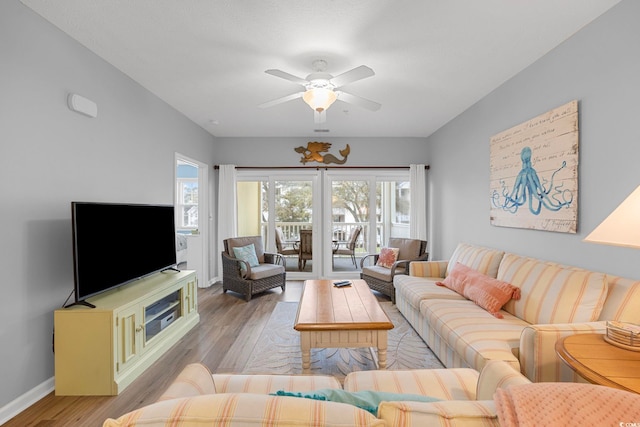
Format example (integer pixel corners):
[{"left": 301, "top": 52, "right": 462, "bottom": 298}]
[
  {"left": 104, "top": 359, "right": 533, "bottom": 426},
  {"left": 394, "top": 242, "right": 640, "bottom": 383}
]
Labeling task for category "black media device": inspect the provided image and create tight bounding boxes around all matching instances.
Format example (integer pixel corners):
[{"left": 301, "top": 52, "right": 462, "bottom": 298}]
[
  {"left": 333, "top": 280, "right": 352, "bottom": 287},
  {"left": 70, "top": 201, "right": 177, "bottom": 307}
]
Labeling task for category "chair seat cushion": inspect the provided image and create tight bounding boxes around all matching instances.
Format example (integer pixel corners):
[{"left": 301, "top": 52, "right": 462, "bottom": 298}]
[
  {"left": 249, "top": 263, "right": 285, "bottom": 280},
  {"left": 362, "top": 265, "right": 406, "bottom": 282}
]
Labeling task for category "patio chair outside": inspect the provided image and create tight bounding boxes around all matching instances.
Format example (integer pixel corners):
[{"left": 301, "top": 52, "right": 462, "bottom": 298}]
[
  {"left": 332, "top": 225, "right": 362, "bottom": 268},
  {"left": 275, "top": 227, "right": 298, "bottom": 268},
  {"left": 298, "top": 229, "right": 313, "bottom": 271}
]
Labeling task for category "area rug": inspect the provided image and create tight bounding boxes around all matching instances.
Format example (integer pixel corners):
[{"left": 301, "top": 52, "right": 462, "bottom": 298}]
[{"left": 242, "top": 301, "right": 444, "bottom": 379}]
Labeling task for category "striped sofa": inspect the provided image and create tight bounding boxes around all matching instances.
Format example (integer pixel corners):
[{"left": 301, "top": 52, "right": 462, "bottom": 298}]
[
  {"left": 104, "top": 359, "right": 532, "bottom": 426},
  {"left": 394, "top": 242, "right": 640, "bottom": 383}
]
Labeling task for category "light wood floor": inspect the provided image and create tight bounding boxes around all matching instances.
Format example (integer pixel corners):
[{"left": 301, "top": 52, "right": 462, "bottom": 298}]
[{"left": 7, "top": 280, "right": 377, "bottom": 427}]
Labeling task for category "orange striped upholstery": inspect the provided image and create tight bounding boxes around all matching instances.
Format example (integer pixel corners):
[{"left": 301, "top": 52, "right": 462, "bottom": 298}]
[
  {"left": 422, "top": 299, "right": 527, "bottom": 372},
  {"left": 378, "top": 400, "right": 500, "bottom": 427},
  {"left": 343, "top": 368, "right": 479, "bottom": 400},
  {"left": 498, "top": 254, "right": 608, "bottom": 324},
  {"left": 157, "top": 363, "right": 216, "bottom": 401},
  {"left": 519, "top": 322, "right": 605, "bottom": 383},
  {"left": 103, "top": 393, "right": 385, "bottom": 426},
  {"left": 409, "top": 260, "right": 449, "bottom": 278},
  {"left": 345, "top": 361, "right": 529, "bottom": 427},
  {"left": 447, "top": 243, "right": 505, "bottom": 278},
  {"left": 475, "top": 360, "right": 532, "bottom": 400},
  {"left": 598, "top": 275, "right": 640, "bottom": 322},
  {"left": 212, "top": 373, "right": 341, "bottom": 394},
  {"left": 395, "top": 275, "right": 466, "bottom": 310}
]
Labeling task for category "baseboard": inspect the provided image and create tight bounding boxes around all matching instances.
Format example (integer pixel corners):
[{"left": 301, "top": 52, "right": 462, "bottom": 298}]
[{"left": 0, "top": 377, "right": 54, "bottom": 425}]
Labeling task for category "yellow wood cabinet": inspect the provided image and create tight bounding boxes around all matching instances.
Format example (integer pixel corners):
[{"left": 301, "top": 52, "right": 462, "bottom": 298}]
[{"left": 54, "top": 270, "right": 199, "bottom": 395}]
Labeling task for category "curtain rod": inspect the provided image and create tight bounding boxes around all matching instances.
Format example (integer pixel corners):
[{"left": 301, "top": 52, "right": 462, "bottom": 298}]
[{"left": 213, "top": 165, "right": 429, "bottom": 170}]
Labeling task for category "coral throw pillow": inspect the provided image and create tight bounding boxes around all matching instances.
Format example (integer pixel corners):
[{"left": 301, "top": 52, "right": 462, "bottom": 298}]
[
  {"left": 376, "top": 247, "right": 400, "bottom": 268},
  {"left": 233, "top": 243, "right": 260, "bottom": 272},
  {"left": 436, "top": 262, "right": 520, "bottom": 318}
]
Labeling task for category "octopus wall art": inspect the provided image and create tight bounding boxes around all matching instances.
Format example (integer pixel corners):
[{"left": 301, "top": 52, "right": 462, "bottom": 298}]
[
  {"left": 491, "top": 146, "right": 574, "bottom": 215},
  {"left": 489, "top": 100, "right": 579, "bottom": 233}
]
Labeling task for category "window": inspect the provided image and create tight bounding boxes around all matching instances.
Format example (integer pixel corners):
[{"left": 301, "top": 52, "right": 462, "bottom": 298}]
[{"left": 176, "top": 162, "right": 198, "bottom": 230}]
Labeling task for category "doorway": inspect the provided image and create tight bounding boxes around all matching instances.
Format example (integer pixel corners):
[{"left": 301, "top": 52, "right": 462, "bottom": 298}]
[{"left": 175, "top": 154, "right": 209, "bottom": 287}]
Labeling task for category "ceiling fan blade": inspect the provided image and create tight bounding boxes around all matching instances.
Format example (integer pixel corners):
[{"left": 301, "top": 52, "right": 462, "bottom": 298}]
[
  {"left": 258, "top": 92, "right": 304, "bottom": 109},
  {"left": 330, "top": 65, "right": 375, "bottom": 87},
  {"left": 264, "top": 69, "right": 309, "bottom": 86},
  {"left": 314, "top": 110, "right": 326, "bottom": 124},
  {"left": 335, "top": 91, "right": 381, "bottom": 111}
]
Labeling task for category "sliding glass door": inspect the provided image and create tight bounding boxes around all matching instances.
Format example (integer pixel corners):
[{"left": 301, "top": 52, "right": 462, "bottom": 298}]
[
  {"left": 237, "top": 171, "right": 320, "bottom": 279},
  {"left": 236, "top": 169, "right": 411, "bottom": 280},
  {"left": 323, "top": 171, "right": 411, "bottom": 277}
]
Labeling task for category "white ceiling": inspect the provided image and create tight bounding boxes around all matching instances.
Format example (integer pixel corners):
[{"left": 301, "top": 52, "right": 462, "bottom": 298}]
[{"left": 21, "top": 0, "right": 621, "bottom": 138}]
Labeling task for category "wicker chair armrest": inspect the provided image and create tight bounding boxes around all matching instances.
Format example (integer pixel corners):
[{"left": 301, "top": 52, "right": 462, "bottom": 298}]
[
  {"left": 264, "top": 252, "right": 284, "bottom": 266},
  {"left": 221, "top": 251, "right": 252, "bottom": 278},
  {"left": 360, "top": 253, "right": 379, "bottom": 268},
  {"left": 390, "top": 259, "right": 411, "bottom": 276}
]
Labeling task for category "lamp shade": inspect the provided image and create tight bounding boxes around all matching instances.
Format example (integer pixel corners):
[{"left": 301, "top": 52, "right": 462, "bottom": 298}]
[
  {"left": 584, "top": 185, "right": 640, "bottom": 249},
  {"left": 302, "top": 88, "right": 337, "bottom": 112}
]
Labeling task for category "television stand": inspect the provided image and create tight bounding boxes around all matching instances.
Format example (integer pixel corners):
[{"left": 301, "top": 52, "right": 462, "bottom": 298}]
[{"left": 54, "top": 270, "right": 198, "bottom": 395}]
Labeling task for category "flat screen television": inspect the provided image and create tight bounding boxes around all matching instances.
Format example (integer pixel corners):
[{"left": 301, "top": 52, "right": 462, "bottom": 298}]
[{"left": 71, "top": 201, "right": 177, "bottom": 306}]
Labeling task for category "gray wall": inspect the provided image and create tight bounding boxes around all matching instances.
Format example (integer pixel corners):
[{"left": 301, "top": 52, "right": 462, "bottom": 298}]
[
  {"left": 0, "top": 0, "right": 215, "bottom": 412},
  {"left": 427, "top": 0, "right": 640, "bottom": 280}
]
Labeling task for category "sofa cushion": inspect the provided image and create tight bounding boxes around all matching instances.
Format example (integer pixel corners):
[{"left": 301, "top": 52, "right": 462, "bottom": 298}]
[
  {"left": 421, "top": 299, "right": 528, "bottom": 371},
  {"left": 598, "top": 276, "right": 640, "bottom": 323},
  {"left": 498, "top": 254, "right": 608, "bottom": 324},
  {"left": 103, "top": 393, "right": 385, "bottom": 426},
  {"left": 273, "top": 389, "right": 439, "bottom": 416},
  {"left": 436, "top": 263, "right": 521, "bottom": 318},
  {"left": 212, "top": 373, "right": 341, "bottom": 394},
  {"left": 447, "top": 243, "right": 505, "bottom": 278},
  {"left": 344, "top": 367, "right": 479, "bottom": 401},
  {"left": 409, "top": 260, "right": 448, "bottom": 278},
  {"left": 394, "top": 275, "right": 466, "bottom": 312},
  {"left": 378, "top": 400, "right": 500, "bottom": 427}
]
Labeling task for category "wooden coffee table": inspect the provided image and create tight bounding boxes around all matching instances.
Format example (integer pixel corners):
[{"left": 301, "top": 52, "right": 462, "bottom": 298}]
[{"left": 294, "top": 279, "right": 394, "bottom": 373}]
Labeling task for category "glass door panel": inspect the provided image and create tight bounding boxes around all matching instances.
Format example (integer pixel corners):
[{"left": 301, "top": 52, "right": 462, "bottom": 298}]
[
  {"left": 274, "top": 180, "right": 313, "bottom": 273},
  {"left": 237, "top": 174, "right": 318, "bottom": 279},
  {"left": 329, "top": 179, "right": 370, "bottom": 274}
]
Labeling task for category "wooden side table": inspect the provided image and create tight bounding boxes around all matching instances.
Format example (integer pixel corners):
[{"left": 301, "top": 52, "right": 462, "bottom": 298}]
[{"left": 555, "top": 333, "right": 640, "bottom": 394}]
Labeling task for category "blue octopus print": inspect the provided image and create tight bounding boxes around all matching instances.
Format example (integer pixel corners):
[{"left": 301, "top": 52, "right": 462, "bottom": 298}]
[{"left": 492, "top": 146, "right": 573, "bottom": 215}]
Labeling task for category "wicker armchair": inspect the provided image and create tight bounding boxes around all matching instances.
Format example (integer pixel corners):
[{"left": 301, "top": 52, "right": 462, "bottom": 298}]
[
  {"left": 360, "top": 238, "right": 428, "bottom": 303},
  {"left": 222, "top": 236, "right": 286, "bottom": 301}
]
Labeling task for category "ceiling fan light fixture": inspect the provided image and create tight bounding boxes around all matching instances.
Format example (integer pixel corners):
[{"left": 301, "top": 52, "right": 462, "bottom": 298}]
[{"left": 303, "top": 88, "right": 337, "bottom": 112}]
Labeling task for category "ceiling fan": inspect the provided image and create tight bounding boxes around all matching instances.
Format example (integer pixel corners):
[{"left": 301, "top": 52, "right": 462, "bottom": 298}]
[{"left": 258, "top": 59, "right": 381, "bottom": 124}]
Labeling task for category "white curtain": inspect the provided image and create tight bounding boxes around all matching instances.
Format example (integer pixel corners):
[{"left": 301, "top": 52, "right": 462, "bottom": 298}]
[
  {"left": 217, "top": 165, "right": 237, "bottom": 278},
  {"left": 409, "top": 164, "right": 427, "bottom": 240}
]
